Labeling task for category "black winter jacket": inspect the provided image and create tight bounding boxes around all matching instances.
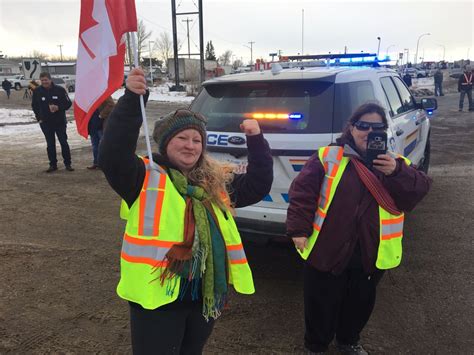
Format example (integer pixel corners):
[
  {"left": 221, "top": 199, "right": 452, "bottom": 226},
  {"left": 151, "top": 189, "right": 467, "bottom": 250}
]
[
  {"left": 458, "top": 72, "right": 473, "bottom": 92},
  {"left": 32, "top": 83, "right": 72, "bottom": 124},
  {"left": 99, "top": 89, "right": 273, "bottom": 210},
  {"left": 1, "top": 79, "right": 12, "bottom": 90}
]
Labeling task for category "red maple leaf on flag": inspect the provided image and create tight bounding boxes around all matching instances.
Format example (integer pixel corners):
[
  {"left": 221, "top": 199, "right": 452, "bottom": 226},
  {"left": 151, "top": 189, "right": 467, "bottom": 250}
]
[{"left": 74, "top": 0, "right": 137, "bottom": 138}]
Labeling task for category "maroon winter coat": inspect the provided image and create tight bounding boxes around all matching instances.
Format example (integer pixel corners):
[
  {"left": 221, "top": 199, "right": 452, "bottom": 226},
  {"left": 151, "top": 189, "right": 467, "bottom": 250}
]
[{"left": 286, "top": 145, "right": 432, "bottom": 274}]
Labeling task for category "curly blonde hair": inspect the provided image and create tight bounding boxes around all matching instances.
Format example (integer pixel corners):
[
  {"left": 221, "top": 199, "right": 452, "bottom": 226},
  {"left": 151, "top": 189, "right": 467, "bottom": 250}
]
[{"left": 187, "top": 152, "right": 237, "bottom": 212}]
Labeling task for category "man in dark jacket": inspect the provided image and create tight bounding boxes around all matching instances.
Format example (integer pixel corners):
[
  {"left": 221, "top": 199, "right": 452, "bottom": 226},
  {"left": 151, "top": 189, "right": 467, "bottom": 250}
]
[
  {"left": 402, "top": 71, "right": 412, "bottom": 88},
  {"left": 434, "top": 69, "right": 444, "bottom": 96},
  {"left": 32, "top": 72, "right": 74, "bottom": 172},
  {"left": 2, "top": 78, "right": 12, "bottom": 99},
  {"left": 458, "top": 65, "right": 473, "bottom": 112}
]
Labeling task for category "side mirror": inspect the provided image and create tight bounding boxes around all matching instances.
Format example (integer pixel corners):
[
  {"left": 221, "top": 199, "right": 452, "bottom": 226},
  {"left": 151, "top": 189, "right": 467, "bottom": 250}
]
[{"left": 421, "top": 97, "right": 437, "bottom": 111}]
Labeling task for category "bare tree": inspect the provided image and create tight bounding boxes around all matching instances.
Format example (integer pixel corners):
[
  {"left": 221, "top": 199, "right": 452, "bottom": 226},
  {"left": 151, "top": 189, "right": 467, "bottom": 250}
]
[
  {"left": 219, "top": 50, "right": 233, "bottom": 66},
  {"left": 155, "top": 32, "right": 173, "bottom": 69},
  {"left": 232, "top": 58, "right": 243, "bottom": 69},
  {"left": 136, "top": 20, "right": 152, "bottom": 64},
  {"left": 28, "top": 50, "right": 49, "bottom": 60}
]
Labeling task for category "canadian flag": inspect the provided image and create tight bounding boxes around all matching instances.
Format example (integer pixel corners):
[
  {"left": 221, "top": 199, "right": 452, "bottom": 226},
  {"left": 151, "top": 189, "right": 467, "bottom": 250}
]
[{"left": 74, "top": 0, "right": 137, "bottom": 138}]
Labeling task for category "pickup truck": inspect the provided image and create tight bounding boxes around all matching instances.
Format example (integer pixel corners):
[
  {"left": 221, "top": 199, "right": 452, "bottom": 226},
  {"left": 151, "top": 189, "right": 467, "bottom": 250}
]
[{"left": 7, "top": 75, "right": 34, "bottom": 90}]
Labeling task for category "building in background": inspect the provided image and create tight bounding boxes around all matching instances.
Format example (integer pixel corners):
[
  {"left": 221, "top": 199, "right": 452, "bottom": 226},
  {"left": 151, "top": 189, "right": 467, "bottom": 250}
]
[{"left": 0, "top": 58, "right": 21, "bottom": 76}]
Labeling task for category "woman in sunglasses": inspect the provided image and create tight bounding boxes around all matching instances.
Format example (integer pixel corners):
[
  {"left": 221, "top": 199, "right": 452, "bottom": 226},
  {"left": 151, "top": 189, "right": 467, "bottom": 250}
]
[
  {"left": 99, "top": 68, "right": 273, "bottom": 354},
  {"left": 286, "top": 102, "right": 431, "bottom": 354}
]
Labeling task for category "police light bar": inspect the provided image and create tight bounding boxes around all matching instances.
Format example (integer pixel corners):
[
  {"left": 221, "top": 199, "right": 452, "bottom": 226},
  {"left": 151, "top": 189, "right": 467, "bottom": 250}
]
[{"left": 246, "top": 112, "right": 304, "bottom": 120}]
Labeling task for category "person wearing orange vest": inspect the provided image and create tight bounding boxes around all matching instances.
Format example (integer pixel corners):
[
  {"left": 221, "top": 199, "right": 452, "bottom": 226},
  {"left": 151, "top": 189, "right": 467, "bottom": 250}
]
[
  {"left": 458, "top": 65, "right": 473, "bottom": 112},
  {"left": 99, "top": 68, "right": 273, "bottom": 354},
  {"left": 286, "top": 103, "right": 431, "bottom": 354}
]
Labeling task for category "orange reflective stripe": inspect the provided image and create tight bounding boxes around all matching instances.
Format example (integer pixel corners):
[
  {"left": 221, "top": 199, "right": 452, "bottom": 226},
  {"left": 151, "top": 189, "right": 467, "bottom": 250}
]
[
  {"left": 313, "top": 222, "right": 321, "bottom": 231},
  {"left": 329, "top": 163, "right": 338, "bottom": 177},
  {"left": 381, "top": 215, "right": 404, "bottom": 225},
  {"left": 152, "top": 175, "right": 167, "bottom": 235},
  {"left": 322, "top": 177, "right": 333, "bottom": 210},
  {"left": 121, "top": 251, "right": 168, "bottom": 267},
  {"left": 124, "top": 233, "right": 177, "bottom": 248},
  {"left": 230, "top": 258, "right": 247, "bottom": 265},
  {"left": 322, "top": 146, "right": 330, "bottom": 159},
  {"left": 317, "top": 208, "right": 326, "bottom": 218},
  {"left": 336, "top": 147, "right": 344, "bottom": 161},
  {"left": 226, "top": 243, "right": 243, "bottom": 251},
  {"left": 138, "top": 170, "right": 151, "bottom": 236},
  {"left": 381, "top": 232, "right": 403, "bottom": 240}
]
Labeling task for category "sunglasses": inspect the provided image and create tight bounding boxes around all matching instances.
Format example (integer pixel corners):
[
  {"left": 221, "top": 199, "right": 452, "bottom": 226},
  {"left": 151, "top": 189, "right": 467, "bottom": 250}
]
[{"left": 353, "top": 121, "right": 387, "bottom": 132}]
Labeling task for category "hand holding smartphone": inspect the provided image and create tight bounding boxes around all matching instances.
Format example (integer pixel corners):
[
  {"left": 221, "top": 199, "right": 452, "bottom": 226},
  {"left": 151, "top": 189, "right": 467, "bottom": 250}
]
[{"left": 366, "top": 131, "right": 387, "bottom": 168}]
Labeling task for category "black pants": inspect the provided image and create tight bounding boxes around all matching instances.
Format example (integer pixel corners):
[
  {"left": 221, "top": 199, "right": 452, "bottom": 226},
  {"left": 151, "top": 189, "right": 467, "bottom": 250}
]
[
  {"left": 303, "top": 263, "right": 384, "bottom": 352},
  {"left": 434, "top": 82, "right": 443, "bottom": 96},
  {"left": 39, "top": 121, "right": 72, "bottom": 167},
  {"left": 129, "top": 301, "right": 214, "bottom": 355},
  {"left": 459, "top": 89, "right": 473, "bottom": 110}
]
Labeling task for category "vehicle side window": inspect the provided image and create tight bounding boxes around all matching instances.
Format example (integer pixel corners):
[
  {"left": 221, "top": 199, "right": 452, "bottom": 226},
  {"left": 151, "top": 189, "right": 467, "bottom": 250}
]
[
  {"left": 393, "top": 76, "right": 416, "bottom": 112},
  {"left": 380, "top": 77, "right": 404, "bottom": 117},
  {"left": 334, "top": 80, "right": 376, "bottom": 132}
]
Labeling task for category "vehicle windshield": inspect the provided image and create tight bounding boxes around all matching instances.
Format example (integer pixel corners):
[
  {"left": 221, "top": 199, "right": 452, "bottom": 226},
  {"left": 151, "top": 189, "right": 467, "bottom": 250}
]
[{"left": 191, "top": 79, "right": 335, "bottom": 133}]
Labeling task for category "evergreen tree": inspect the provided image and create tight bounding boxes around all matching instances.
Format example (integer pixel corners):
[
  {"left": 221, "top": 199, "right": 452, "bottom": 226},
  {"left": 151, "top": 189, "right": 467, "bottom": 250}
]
[{"left": 205, "top": 41, "right": 217, "bottom": 60}]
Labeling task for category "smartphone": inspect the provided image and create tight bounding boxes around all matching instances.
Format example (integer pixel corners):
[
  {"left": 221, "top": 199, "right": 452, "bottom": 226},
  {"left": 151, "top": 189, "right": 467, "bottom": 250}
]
[{"left": 366, "top": 131, "right": 387, "bottom": 167}]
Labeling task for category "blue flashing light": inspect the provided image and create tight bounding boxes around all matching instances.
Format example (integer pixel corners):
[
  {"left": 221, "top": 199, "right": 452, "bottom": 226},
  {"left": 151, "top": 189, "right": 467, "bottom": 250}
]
[
  {"left": 289, "top": 112, "right": 303, "bottom": 120},
  {"left": 427, "top": 110, "right": 433, "bottom": 116}
]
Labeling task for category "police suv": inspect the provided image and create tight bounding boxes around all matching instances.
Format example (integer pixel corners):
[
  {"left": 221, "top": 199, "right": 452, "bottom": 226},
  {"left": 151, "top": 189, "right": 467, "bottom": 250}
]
[{"left": 190, "top": 54, "right": 437, "bottom": 236}]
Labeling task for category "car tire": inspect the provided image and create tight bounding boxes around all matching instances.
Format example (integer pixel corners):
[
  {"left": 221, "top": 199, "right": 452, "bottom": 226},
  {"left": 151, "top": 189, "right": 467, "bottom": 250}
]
[
  {"left": 418, "top": 136, "right": 430, "bottom": 174},
  {"left": 68, "top": 86, "right": 74, "bottom": 93},
  {"left": 14, "top": 83, "right": 21, "bottom": 91}
]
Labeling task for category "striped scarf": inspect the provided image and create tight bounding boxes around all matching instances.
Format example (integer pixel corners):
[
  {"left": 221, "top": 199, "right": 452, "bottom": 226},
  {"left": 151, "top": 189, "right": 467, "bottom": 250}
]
[
  {"left": 350, "top": 157, "right": 401, "bottom": 215},
  {"left": 157, "top": 168, "right": 228, "bottom": 320}
]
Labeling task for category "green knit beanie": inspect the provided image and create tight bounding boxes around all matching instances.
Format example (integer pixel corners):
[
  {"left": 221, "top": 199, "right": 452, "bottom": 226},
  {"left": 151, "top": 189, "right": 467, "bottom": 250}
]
[{"left": 153, "top": 109, "right": 207, "bottom": 155}]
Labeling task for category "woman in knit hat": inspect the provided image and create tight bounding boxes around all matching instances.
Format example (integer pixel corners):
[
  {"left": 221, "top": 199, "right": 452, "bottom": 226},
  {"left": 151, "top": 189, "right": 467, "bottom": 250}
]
[{"left": 99, "top": 68, "right": 273, "bottom": 355}]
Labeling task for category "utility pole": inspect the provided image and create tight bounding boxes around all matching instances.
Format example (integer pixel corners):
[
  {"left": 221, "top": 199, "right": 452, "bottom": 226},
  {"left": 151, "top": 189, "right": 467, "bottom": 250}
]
[
  {"left": 57, "top": 44, "right": 63, "bottom": 61},
  {"left": 171, "top": 0, "right": 205, "bottom": 86},
  {"left": 301, "top": 9, "right": 304, "bottom": 55},
  {"left": 149, "top": 40, "right": 154, "bottom": 86},
  {"left": 245, "top": 41, "right": 255, "bottom": 65},
  {"left": 182, "top": 18, "right": 193, "bottom": 59}
]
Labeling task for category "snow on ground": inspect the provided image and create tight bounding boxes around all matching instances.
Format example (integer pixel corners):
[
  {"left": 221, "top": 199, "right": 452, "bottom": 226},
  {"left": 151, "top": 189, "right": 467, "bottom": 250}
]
[
  {"left": 0, "top": 108, "right": 36, "bottom": 124},
  {"left": 0, "top": 108, "right": 90, "bottom": 150},
  {"left": 68, "top": 83, "right": 194, "bottom": 104},
  {"left": 1, "top": 83, "right": 193, "bottom": 147}
]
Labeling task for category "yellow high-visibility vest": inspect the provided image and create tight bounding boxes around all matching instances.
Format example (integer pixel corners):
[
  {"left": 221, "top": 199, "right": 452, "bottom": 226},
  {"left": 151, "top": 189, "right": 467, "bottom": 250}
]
[
  {"left": 297, "top": 146, "right": 410, "bottom": 270},
  {"left": 118, "top": 158, "right": 254, "bottom": 310}
]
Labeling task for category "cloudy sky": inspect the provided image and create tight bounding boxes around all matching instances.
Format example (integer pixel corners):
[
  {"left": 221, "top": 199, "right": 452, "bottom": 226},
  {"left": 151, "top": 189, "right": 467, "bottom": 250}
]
[{"left": 0, "top": 0, "right": 472, "bottom": 64}]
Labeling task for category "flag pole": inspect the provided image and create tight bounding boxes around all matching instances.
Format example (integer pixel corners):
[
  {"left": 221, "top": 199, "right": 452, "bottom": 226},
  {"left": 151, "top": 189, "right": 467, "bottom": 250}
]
[{"left": 130, "top": 32, "right": 156, "bottom": 169}]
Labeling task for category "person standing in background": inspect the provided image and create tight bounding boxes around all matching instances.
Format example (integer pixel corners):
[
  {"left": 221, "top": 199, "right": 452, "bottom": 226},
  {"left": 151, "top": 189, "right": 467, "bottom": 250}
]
[
  {"left": 2, "top": 78, "right": 12, "bottom": 99},
  {"left": 87, "top": 96, "right": 115, "bottom": 170},
  {"left": 458, "top": 65, "right": 473, "bottom": 112},
  {"left": 434, "top": 69, "right": 444, "bottom": 97},
  {"left": 32, "top": 72, "right": 74, "bottom": 172}
]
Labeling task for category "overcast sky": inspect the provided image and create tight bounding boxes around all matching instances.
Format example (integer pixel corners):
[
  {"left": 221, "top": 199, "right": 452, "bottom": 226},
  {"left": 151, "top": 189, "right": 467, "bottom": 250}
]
[{"left": 0, "top": 0, "right": 472, "bottom": 64}]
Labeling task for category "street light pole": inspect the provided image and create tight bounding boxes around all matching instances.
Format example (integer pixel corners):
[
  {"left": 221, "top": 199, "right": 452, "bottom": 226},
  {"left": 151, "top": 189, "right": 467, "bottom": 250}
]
[
  {"left": 376, "top": 37, "right": 381, "bottom": 58},
  {"left": 415, "top": 32, "right": 430, "bottom": 66},
  {"left": 148, "top": 40, "right": 154, "bottom": 86},
  {"left": 385, "top": 44, "right": 396, "bottom": 58},
  {"left": 438, "top": 44, "right": 446, "bottom": 61}
]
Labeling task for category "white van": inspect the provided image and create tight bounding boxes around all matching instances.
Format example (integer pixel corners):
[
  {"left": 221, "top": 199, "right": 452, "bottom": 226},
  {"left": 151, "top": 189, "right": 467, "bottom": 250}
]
[{"left": 190, "top": 56, "right": 437, "bottom": 236}]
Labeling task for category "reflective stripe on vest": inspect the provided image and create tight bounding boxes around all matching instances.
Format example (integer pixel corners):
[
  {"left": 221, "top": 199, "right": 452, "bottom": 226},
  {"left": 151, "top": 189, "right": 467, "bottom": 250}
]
[
  {"left": 297, "top": 146, "right": 410, "bottom": 270},
  {"left": 117, "top": 158, "right": 254, "bottom": 310}
]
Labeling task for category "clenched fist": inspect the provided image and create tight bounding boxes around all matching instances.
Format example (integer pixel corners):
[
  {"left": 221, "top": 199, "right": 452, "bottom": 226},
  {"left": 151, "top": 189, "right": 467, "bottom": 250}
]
[
  {"left": 239, "top": 119, "right": 261, "bottom": 136},
  {"left": 126, "top": 68, "right": 147, "bottom": 95}
]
